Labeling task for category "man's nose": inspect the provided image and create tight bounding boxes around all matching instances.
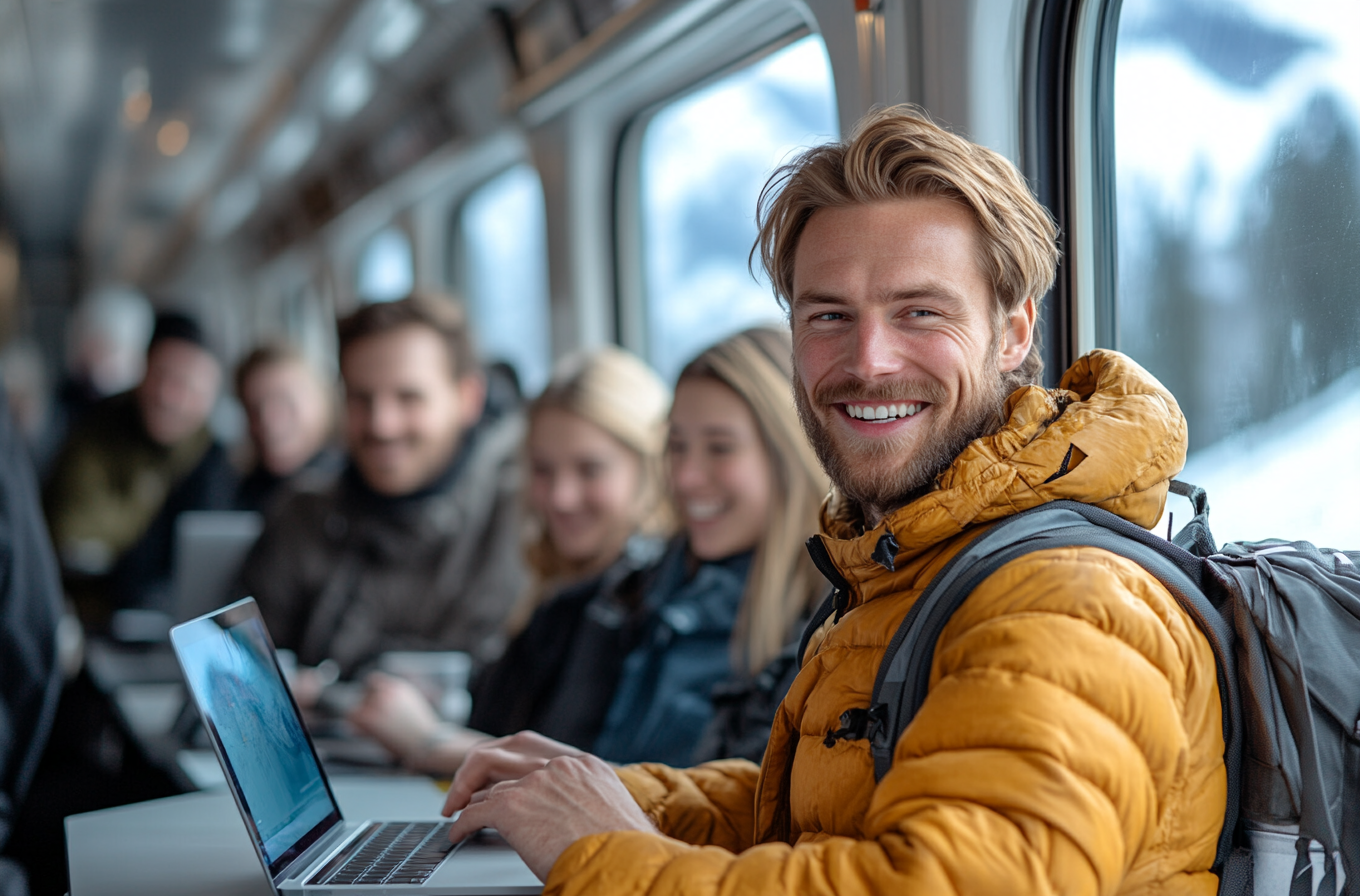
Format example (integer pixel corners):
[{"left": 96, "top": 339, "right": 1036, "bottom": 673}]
[
  {"left": 366, "top": 398, "right": 403, "bottom": 437},
  {"left": 844, "top": 316, "right": 903, "bottom": 381}
]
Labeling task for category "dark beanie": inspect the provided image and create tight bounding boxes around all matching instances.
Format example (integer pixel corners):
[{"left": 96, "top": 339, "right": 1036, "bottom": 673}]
[{"left": 148, "top": 311, "right": 209, "bottom": 353}]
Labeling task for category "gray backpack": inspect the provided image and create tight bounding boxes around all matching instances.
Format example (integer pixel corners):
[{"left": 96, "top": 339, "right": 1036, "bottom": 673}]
[{"left": 804, "top": 482, "right": 1360, "bottom": 896}]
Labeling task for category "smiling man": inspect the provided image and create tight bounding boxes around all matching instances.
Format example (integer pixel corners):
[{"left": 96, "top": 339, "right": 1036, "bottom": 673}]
[
  {"left": 441, "top": 108, "right": 1226, "bottom": 896},
  {"left": 239, "top": 292, "right": 525, "bottom": 677}
]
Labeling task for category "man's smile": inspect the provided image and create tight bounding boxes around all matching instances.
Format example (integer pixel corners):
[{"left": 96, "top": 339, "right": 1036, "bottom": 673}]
[
  {"left": 832, "top": 400, "right": 933, "bottom": 436},
  {"left": 841, "top": 401, "right": 926, "bottom": 421}
]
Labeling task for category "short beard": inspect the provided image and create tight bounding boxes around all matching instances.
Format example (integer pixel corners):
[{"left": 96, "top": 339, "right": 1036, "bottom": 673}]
[{"left": 793, "top": 365, "right": 1011, "bottom": 525}]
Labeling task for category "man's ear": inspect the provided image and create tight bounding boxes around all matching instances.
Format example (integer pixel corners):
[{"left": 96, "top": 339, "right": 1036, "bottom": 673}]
[
  {"left": 997, "top": 296, "right": 1036, "bottom": 373},
  {"left": 456, "top": 373, "right": 487, "bottom": 428}
]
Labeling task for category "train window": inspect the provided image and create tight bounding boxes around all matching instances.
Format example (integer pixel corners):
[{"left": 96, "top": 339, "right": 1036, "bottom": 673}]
[
  {"left": 356, "top": 226, "right": 415, "bottom": 302},
  {"left": 457, "top": 164, "right": 551, "bottom": 396},
  {"left": 1113, "top": 0, "right": 1360, "bottom": 546},
  {"left": 636, "top": 34, "right": 838, "bottom": 381}
]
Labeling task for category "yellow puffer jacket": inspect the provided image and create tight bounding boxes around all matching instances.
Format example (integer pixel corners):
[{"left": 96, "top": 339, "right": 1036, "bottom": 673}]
[{"left": 546, "top": 350, "right": 1227, "bottom": 896}]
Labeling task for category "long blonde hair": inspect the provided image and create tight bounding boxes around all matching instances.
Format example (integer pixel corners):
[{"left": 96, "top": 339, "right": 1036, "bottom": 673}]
[
  {"left": 677, "top": 327, "right": 828, "bottom": 673},
  {"left": 518, "top": 347, "right": 673, "bottom": 612}
]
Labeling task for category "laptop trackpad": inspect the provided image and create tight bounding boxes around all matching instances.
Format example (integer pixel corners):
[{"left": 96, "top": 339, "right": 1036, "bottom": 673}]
[{"left": 427, "top": 831, "right": 541, "bottom": 895}]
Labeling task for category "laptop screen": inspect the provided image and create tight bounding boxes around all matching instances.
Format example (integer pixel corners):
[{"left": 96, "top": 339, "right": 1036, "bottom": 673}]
[{"left": 172, "top": 599, "right": 342, "bottom": 878}]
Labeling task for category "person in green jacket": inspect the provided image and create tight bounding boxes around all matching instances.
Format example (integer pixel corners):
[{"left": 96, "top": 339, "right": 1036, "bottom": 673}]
[{"left": 44, "top": 310, "right": 236, "bottom": 622}]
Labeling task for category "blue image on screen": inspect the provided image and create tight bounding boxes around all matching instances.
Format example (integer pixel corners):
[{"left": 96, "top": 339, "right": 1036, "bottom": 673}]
[{"left": 180, "top": 617, "right": 335, "bottom": 865}]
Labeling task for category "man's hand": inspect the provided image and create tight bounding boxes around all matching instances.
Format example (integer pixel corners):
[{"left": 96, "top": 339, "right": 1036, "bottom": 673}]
[
  {"left": 442, "top": 730, "right": 582, "bottom": 816},
  {"left": 445, "top": 751, "right": 656, "bottom": 881}
]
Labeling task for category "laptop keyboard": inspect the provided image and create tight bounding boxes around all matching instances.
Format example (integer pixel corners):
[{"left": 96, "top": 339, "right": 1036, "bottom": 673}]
[{"left": 309, "top": 821, "right": 457, "bottom": 887}]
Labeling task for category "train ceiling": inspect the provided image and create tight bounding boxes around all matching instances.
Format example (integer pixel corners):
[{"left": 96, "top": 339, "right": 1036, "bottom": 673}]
[{"left": 0, "top": 0, "right": 525, "bottom": 290}]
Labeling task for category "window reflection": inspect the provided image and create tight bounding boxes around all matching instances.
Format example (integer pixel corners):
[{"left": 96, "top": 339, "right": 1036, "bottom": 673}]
[
  {"left": 639, "top": 35, "right": 838, "bottom": 382},
  {"left": 459, "top": 164, "right": 552, "bottom": 396},
  {"left": 1114, "top": 0, "right": 1360, "bottom": 545}
]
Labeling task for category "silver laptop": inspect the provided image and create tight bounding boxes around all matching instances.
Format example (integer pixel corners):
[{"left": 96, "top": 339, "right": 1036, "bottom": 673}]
[
  {"left": 173, "top": 511, "right": 264, "bottom": 622},
  {"left": 169, "top": 598, "right": 541, "bottom": 895}
]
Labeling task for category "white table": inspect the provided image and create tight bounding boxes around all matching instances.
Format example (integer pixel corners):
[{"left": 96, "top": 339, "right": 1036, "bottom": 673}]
[{"left": 65, "top": 777, "right": 455, "bottom": 895}]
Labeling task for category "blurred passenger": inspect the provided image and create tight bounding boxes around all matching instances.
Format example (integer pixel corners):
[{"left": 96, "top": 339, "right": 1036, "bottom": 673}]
[
  {"left": 0, "top": 339, "right": 54, "bottom": 468},
  {"left": 352, "top": 327, "right": 827, "bottom": 770},
  {"left": 43, "top": 311, "right": 237, "bottom": 619},
  {"left": 238, "top": 291, "right": 525, "bottom": 679},
  {"left": 0, "top": 386, "right": 64, "bottom": 896},
  {"left": 233, "top": 342, "right": 341, "bottom": 513},
  {"left": 53, "top": 285, "right": 154, "bottom": 435},
  {"left": 589, "top": 326, "right": 826, "bottom": 765},
  {"left": 481, "top": 359, "right": 524, "bottom": 423},
  {"left": 0, "top": 237, "right": 16, "bottom": 337},
  {"left": 350, "top": 345, "right": 672, "bottom": 770}
]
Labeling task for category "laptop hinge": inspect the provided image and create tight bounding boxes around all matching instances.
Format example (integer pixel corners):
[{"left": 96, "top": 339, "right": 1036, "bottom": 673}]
[{"left": 276, "top": 820, "right": 371, "bottom": 889}]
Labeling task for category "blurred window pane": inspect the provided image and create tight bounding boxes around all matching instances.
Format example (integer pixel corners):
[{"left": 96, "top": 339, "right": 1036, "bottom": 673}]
[
  {"left": 459, "top": 164, "right": 551, "bottom": 396},
  {"left": 356, "top": 226, "right": 414, "bottom": 302},
  {"left": 1113, "top": 0, "right": 1360, "bottom": 546},
  {"left": 639, "top": 35, "right": 838, "bottom": 381}
]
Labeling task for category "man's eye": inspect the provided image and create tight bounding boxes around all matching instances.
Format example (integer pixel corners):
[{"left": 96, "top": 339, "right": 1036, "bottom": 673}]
[
  {"left": 812, "top": 312, "right": 844, "bottom": 322},
  {"left": 907, "top": 309, "right": 936, "bottom": 318}
]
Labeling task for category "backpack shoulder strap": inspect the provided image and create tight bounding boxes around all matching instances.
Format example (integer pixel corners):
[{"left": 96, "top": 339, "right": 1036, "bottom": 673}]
[{"left": 869, "top": 500, "right": 1242, "bottom": 883}]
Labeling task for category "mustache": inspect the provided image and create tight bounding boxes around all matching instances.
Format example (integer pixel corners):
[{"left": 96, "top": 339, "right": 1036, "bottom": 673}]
[{"left": 810, "top": 378, "right": 949, "bottom": 407}]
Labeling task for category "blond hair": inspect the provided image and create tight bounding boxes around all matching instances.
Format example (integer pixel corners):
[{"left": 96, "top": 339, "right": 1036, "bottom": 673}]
[
  {"left": 679, "top": 327, "right": 828, "bottom": 673},
  {"left": 755, "top": 105, "right": 1060, "bottom": 385},
  {"left": 518, "top": 347, "right": 673, "bottom": 607}
]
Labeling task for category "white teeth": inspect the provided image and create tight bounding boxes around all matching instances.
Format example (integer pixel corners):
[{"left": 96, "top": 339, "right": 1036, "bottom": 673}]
[
  {"left": 686, "top": 502, "right": 723, "bottom": 521},
  {"left": 846, "top": 402, "right": 924, "bottom": 421}
]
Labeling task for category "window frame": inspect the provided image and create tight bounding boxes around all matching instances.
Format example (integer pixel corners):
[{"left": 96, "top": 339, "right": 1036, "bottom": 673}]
[
  {"left": 447, "top": 163, "right": 539, "bottom": 298},
  {"left": 1023, "top": 0, "right": 1123, "bottom": 383},
  {"left": 447, "top": 159, "right": 554, "bottom": 394},
  {"left": 495, "top": 0, "right": 816, "bottom": 364},
  {"left": 613, "top": 26, "right": 821, "bottom": 363},
  {"left": 438, "top": 133, "right": 541, "bottom": 296}
]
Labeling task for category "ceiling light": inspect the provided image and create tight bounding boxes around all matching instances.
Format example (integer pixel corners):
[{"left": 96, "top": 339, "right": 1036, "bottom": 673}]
[
  {"left": 157, "top": 120, "right": 191, "bottom": 157},
  {"left": 325, "top": 55, "right": 374, "bottom": 119},
  {"left": 123, "top": 91, "right": 152, "bottom": 126},
  {"left": 260, "top": 116, "right": 319, "bottom": 179},
  {"left": 369, "top": 0, "right": 425, "bottom": 61}
]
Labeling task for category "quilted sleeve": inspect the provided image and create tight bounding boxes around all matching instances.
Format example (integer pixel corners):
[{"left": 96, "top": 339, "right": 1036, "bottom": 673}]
[
  {"left": 544, "top": 547, "right": 1226, "bottom": 896},
  {"left": 614, "top": 758, "right": 761, "bottom": 853}
]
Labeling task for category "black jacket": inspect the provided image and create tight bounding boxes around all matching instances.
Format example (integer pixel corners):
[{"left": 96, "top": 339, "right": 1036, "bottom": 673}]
[
  {"left": 0, "top": 387, "right": 63, "bottom": 856},
  {"left": 468, "top": 536, "right": 664, "bottom": 748}
]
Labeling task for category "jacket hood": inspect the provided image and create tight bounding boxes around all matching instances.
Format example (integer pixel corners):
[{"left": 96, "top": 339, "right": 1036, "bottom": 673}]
[{"left": 818, "top": 349, "right": 1187, "bottom": 578}]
